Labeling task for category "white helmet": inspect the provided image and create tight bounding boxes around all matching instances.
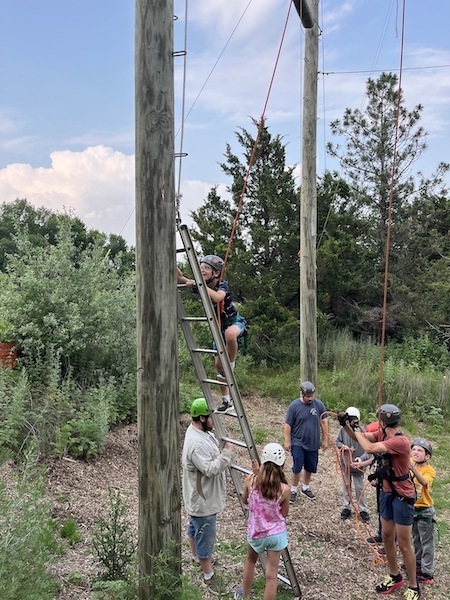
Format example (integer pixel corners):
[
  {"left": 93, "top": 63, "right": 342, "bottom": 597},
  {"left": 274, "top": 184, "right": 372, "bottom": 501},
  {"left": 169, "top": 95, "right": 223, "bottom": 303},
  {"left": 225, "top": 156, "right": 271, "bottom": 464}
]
[
  {"left": 346, "top": 406, "right": 360, "bottom": 421},
  {"left": 261, "top": 443, "right": 286, "bottom": 466}
]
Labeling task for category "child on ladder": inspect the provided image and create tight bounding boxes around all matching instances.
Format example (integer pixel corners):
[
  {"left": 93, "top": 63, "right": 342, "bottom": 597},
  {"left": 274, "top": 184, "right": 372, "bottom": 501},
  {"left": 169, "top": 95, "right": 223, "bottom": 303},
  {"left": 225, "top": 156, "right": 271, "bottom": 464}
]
[
  {"left": 177, "top": 254, "right": 247, "bottom": 414},
  {"left": 233, "top": 443, "right": 290, "bottom": 600}
]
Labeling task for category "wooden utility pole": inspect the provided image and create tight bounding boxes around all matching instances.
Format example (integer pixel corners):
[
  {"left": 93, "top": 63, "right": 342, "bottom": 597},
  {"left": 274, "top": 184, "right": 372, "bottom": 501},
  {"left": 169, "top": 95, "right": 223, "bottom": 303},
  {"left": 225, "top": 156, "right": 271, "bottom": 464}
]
[
  {"left": 297, "top": 0, "right": 319, "bottom": 384},
  {"left": 135, "top": 1, "right": 181, "bottom": 598}
]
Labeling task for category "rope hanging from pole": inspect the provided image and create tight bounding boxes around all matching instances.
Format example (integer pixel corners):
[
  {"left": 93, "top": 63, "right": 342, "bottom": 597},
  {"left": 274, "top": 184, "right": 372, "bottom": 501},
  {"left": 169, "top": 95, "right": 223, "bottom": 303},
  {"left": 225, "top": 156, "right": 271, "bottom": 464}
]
[
  {"left": 377, "top": 0, "right": 407, "bottom": 412},
  {"left": 220, "top": 2, "right": 294, "bottom": 282}
]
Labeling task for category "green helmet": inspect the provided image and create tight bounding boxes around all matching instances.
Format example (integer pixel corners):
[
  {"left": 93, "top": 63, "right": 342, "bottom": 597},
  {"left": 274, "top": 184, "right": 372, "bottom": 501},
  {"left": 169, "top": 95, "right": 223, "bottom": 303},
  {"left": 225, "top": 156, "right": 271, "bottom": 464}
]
[
  {"left": 411, "top": 438, "right": 432, "bottom": 457},
  {"left": 378, "top": 404, "right": 401, "bottom": 425},
  {"left": 190, "top": 397, "right": 210, "bottom": 418}
]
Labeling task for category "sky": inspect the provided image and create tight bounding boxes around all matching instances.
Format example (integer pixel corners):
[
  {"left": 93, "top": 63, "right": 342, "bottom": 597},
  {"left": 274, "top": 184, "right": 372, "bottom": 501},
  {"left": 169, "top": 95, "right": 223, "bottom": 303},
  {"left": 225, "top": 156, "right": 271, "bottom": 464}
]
[{"left": 1, "top": 0, "right": 450, "bottom": 247}]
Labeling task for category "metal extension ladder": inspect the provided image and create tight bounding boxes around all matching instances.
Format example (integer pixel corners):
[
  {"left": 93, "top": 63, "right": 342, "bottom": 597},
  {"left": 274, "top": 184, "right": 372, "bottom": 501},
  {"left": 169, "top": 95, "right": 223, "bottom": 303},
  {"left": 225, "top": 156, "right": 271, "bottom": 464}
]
[{"left": 177, "top": 223, "right": 301, "bottom": 597}]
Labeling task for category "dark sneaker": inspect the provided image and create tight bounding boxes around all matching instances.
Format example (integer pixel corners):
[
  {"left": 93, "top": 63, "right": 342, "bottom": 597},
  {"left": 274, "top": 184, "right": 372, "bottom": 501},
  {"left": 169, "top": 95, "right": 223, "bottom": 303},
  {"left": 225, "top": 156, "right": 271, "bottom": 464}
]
[
  {"left": 301, "top": 488, "right": 316, "bottom": 500},
  {"left": 417, "top": 573, "right": 434, "bottom": 585},
  {"left": 359, "top": 511, "right": 370, "bottom": 523},
  {"left": 341, "top": 508, "right": 352, "bottom": 520},
  {"left": 403, "top": 587, "right": 421, "bottom": 600},
  {"left": 217, "top": 371, "right": 227, "bottom": 383},
  {"left": 233, "top": 586, "right": 244, "bottom": 599},
  {"left": 367, "top": 534, "right": 383, "bottom": 544},
  {"left": 375, "top": 574, "right": 404, "bottom": 594},
  {"left": 203, "top": 575, "right": 221, "bottom": 595},
  {"left": 290, "top": 491, "right": 298, "bottom": 504},
  {"left": 214, "top": 401, "right": 235, "bottom": 415}
]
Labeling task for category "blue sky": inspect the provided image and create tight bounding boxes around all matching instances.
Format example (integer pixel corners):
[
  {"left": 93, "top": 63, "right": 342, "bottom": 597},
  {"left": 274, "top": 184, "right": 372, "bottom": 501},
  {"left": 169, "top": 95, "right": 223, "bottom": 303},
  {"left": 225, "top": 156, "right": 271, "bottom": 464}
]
[{"left": 1, "top": 0, "right": 449, "bottom": 246}]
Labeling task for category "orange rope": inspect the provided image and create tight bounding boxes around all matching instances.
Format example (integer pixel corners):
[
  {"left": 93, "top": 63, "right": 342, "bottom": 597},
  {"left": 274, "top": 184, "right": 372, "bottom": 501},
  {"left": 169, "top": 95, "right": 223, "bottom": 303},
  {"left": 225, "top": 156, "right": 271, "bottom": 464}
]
[
  {"left": 326, "top": 413, "right": 386, "bottom": 567},
  {"left": 220, "top": 1, "right": 294, "bottom": 280},
  {"left": 377, "top": 0, "right": 407, "bottom": 410}
]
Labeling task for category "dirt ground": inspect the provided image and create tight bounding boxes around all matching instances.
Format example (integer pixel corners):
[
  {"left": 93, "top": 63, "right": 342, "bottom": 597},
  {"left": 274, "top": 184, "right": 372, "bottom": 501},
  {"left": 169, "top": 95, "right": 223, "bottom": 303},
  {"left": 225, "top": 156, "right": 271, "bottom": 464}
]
[{"left": 42, "top": 394, "right": 449, "bottom": 600}]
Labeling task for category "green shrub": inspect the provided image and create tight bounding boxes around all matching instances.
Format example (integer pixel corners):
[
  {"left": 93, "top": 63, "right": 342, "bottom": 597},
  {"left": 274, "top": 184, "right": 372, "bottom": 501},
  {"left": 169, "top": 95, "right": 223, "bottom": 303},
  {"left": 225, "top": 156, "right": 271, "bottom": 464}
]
[
  {"left": 92, "top": 489, "right": 137, "bottom": 582},
  {"left": 60, "top": 517, "right": 82, "bottom": 545}
]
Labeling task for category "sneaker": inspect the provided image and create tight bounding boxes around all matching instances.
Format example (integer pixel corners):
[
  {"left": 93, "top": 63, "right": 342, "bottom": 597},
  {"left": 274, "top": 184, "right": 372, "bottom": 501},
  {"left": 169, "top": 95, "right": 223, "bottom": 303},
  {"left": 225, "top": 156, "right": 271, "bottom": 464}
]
[
  {"left": 217, "top": 371, "right": 226, "bottom": 383},
  {"left": 290, "top": 490, "right": 298, "bottom": 504},
  {"left": 417, "top": 573, "right": 434, "bottom": 585},
  {"left": 214, "top": 401, "right": 235, "bottom": 415},
  {"left": 233, "top": 586, "right": 244, "bottom": 599},
  {"left": 367, "top": 534, "right": 383, "bottom": 544},
  {"left": 203, "top": 575, "right": 221, "bottom": 595},
  {"left": 403, "top": 587, "right": 420, "bottom": 600},
  {"left": 359, "top": 511, "right": 370, "bottom": 523},
  {"left": 301, "top": 487, "right": 316, "bottom": 500},
  {"left": 375, "top": 574, "right": 404, "bottom": 594},
  {"left": 341, "top": 508, "right": 352, "bottom": 520}
]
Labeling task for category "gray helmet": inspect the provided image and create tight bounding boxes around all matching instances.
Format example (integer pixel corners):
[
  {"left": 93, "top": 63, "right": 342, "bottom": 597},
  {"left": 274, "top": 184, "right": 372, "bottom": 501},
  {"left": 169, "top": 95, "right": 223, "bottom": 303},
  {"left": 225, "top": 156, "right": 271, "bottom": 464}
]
[
  {"left": 378, "top": 404, "right": 401, "bottom": 425},
  {"left": 301, "top": 381, "right": 315, "bottom": 396},
  {"left": 200, "top": 255, "right": 224, "bottom": 273},
  {"left": 411, "top": 438, "right": 432, "bottom": 457}
]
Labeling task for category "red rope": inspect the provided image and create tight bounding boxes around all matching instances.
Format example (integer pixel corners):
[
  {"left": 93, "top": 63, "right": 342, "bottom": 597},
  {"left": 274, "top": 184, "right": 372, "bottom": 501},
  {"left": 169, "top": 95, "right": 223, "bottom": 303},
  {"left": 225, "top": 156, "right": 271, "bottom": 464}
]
[
  {"left": 377, "top": 0, "right": 407, "bottom": 409},
  {"left": 220, "top": 1, "right": 294, "bottom": 281}
]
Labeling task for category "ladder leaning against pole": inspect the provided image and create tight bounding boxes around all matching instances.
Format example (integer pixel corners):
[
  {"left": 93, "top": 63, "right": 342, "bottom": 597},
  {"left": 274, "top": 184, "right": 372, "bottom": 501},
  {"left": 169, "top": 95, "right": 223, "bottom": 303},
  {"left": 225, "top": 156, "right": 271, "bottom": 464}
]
[{"left": 176, "top": 223, "right": 301, "bottom": 598}]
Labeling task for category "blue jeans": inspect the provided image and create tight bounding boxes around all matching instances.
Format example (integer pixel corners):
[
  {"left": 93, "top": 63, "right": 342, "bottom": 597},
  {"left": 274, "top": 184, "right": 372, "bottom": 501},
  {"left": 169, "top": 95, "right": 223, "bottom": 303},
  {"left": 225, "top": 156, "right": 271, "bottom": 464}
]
[{"left": 187, "top": 514, "right": 217, "bottom": 559}]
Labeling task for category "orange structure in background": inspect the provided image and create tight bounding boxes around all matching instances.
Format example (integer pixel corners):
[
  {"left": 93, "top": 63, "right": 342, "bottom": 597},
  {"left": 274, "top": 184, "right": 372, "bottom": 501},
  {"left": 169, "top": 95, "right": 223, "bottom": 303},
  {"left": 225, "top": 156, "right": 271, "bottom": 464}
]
[{"left": 0, "top": 342, "right": 17, "bottom": 368}]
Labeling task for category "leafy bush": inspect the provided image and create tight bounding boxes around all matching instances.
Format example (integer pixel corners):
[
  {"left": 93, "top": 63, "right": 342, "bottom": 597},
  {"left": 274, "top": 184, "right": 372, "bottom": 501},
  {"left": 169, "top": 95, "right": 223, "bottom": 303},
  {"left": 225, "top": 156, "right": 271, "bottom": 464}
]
[{"left": 386, "top": 333, "right": 450, "bottom": 372}]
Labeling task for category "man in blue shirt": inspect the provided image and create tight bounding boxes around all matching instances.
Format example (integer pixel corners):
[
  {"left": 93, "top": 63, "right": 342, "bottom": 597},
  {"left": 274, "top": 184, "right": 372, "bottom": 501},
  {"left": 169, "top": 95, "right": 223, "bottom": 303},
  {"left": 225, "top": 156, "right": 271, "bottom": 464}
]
[{"left": 284, "top": 381, "right": 328, "bottom": 503}]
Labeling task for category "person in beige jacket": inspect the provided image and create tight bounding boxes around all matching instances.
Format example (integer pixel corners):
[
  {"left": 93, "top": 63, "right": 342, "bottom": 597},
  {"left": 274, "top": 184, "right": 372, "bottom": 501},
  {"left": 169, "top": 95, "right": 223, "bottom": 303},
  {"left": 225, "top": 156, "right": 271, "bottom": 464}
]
[{"left": 182, "top": 397, "right": 233, "bottom": 593}]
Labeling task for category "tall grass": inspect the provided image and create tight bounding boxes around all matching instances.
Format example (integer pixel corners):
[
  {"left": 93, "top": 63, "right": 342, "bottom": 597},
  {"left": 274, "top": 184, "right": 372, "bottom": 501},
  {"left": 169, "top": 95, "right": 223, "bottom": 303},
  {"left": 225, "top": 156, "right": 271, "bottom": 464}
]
[{"left": 0, "top": 450, "right": 59, "bottom": 599}]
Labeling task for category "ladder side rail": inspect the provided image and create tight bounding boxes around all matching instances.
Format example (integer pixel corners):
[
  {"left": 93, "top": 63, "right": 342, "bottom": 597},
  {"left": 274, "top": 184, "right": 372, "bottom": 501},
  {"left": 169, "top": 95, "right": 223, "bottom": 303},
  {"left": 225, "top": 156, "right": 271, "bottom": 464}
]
[
  {"left": 178, "top": 225, "right": 253, "bottom": 442},
  {"left": 177, "top": 295, "right": 249, "bottom": 512},
  {"left": 177, "top": 225, "right": 301, "bottom": 597}
]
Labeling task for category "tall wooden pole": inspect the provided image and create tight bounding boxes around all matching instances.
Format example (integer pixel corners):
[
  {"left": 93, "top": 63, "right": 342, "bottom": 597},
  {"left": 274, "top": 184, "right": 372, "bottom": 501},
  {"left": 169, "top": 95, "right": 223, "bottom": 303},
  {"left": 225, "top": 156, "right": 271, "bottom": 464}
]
[
  {"left": 300, "top": 0, "right": 319, "bottom": 384},
  {"left": 135, "top": 1, "right": 181, "bottom": 598}
]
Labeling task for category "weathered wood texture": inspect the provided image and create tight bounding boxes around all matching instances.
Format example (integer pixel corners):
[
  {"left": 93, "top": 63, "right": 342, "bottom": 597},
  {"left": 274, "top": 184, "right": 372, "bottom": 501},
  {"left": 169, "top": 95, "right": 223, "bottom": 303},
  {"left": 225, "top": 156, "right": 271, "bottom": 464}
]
[
  {"left": 300, "top": 1, "right": 319, "bottom": 384},
  {"left": 135, "top": 0, "right": 181, "bottom": 597}
]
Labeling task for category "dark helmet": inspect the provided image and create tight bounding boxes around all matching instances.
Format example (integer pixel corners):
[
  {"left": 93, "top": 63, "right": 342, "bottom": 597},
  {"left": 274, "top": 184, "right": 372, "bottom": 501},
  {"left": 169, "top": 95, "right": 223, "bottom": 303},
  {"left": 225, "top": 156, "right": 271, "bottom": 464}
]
[
  {"left": 190, "top": 397, "right": 209, "bottom": 418},
  {"left": 411, "top": 438, "right": 433, "bottom": 457},
  {"left": 301, "top": 381, "right": 315, "bottom": 396},
  {"left": 378, "top": 404, "right": 401, "bottom": 425},
  {"left": 200, "top": 255, "right": 224, "bottom": 273}
]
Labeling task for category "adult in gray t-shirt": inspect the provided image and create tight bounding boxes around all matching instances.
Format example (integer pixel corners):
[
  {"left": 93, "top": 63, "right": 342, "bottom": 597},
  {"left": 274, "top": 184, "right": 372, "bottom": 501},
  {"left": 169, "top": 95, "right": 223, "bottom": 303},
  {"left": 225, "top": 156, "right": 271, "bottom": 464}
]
[{"left": 284, "top": 381, "right": 328, "bottom": 502}]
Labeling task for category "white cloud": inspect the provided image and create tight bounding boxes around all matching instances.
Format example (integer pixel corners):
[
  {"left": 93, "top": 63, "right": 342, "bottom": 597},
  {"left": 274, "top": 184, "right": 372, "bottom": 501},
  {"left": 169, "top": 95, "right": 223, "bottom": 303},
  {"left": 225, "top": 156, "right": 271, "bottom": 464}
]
[{"left": 0, "top": 145, "right": 136, "bottom": 244}]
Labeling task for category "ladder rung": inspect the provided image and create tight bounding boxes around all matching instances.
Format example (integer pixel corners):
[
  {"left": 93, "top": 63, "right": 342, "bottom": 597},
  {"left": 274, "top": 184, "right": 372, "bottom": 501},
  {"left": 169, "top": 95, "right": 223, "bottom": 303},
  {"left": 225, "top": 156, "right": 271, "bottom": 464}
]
[
  {"left": 192, "top": 348, "right": 217, "bottom": 355},
  {"left": 181, "top": 316, "right": 208, "bottom": 322},
  {"left": 222, "top": 436, "right": 247, "bottom": 448},
  {"left": 176, "top": 247, "right": 186, "bottom": 253},
  {"left": 203, "top": 377, "right": 234, "bottom": 387},
  {"left": 230, "top": 463, "right": 252, "bottom": 475}
]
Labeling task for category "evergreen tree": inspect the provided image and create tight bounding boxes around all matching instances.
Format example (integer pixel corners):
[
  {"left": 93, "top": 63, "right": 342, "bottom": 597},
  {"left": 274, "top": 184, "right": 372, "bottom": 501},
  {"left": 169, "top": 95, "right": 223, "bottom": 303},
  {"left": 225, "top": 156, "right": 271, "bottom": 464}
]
[
  {"left": 326, "top": 72, "right": 449, "bottom": 336},
  {"left": 190, "top": 118, "right": 300, "bottom": 364}
]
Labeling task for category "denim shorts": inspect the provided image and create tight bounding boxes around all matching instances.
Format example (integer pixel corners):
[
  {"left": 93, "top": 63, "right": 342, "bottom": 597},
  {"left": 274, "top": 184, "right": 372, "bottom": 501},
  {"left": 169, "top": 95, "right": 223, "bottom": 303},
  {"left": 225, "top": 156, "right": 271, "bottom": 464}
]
[
  {"left": 247, "top": 530, "right": 288, "bottom": 553},
  {"left": 291, "top": 445, "right": 319, "bottom": 474},
  {"left": 380, "top": 491, "right": 414, "bottom": 526},
  {"left": 187, "top": 514, "right": 217, "bottom": 559}
]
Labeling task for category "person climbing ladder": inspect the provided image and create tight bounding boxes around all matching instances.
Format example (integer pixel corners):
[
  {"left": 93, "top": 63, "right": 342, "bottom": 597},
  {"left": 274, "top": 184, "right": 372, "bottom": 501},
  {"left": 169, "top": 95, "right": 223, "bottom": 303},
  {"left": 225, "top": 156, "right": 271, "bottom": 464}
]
[{"left": 177, "top": 254, "right": 247, "bottom": 413}]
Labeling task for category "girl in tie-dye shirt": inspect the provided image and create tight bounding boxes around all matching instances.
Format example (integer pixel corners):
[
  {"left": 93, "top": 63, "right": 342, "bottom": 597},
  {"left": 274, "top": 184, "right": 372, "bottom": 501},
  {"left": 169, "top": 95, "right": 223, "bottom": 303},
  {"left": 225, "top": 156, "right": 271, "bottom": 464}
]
[{"left": 233, "top": 443, "right": 290, "bottom": 600}]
